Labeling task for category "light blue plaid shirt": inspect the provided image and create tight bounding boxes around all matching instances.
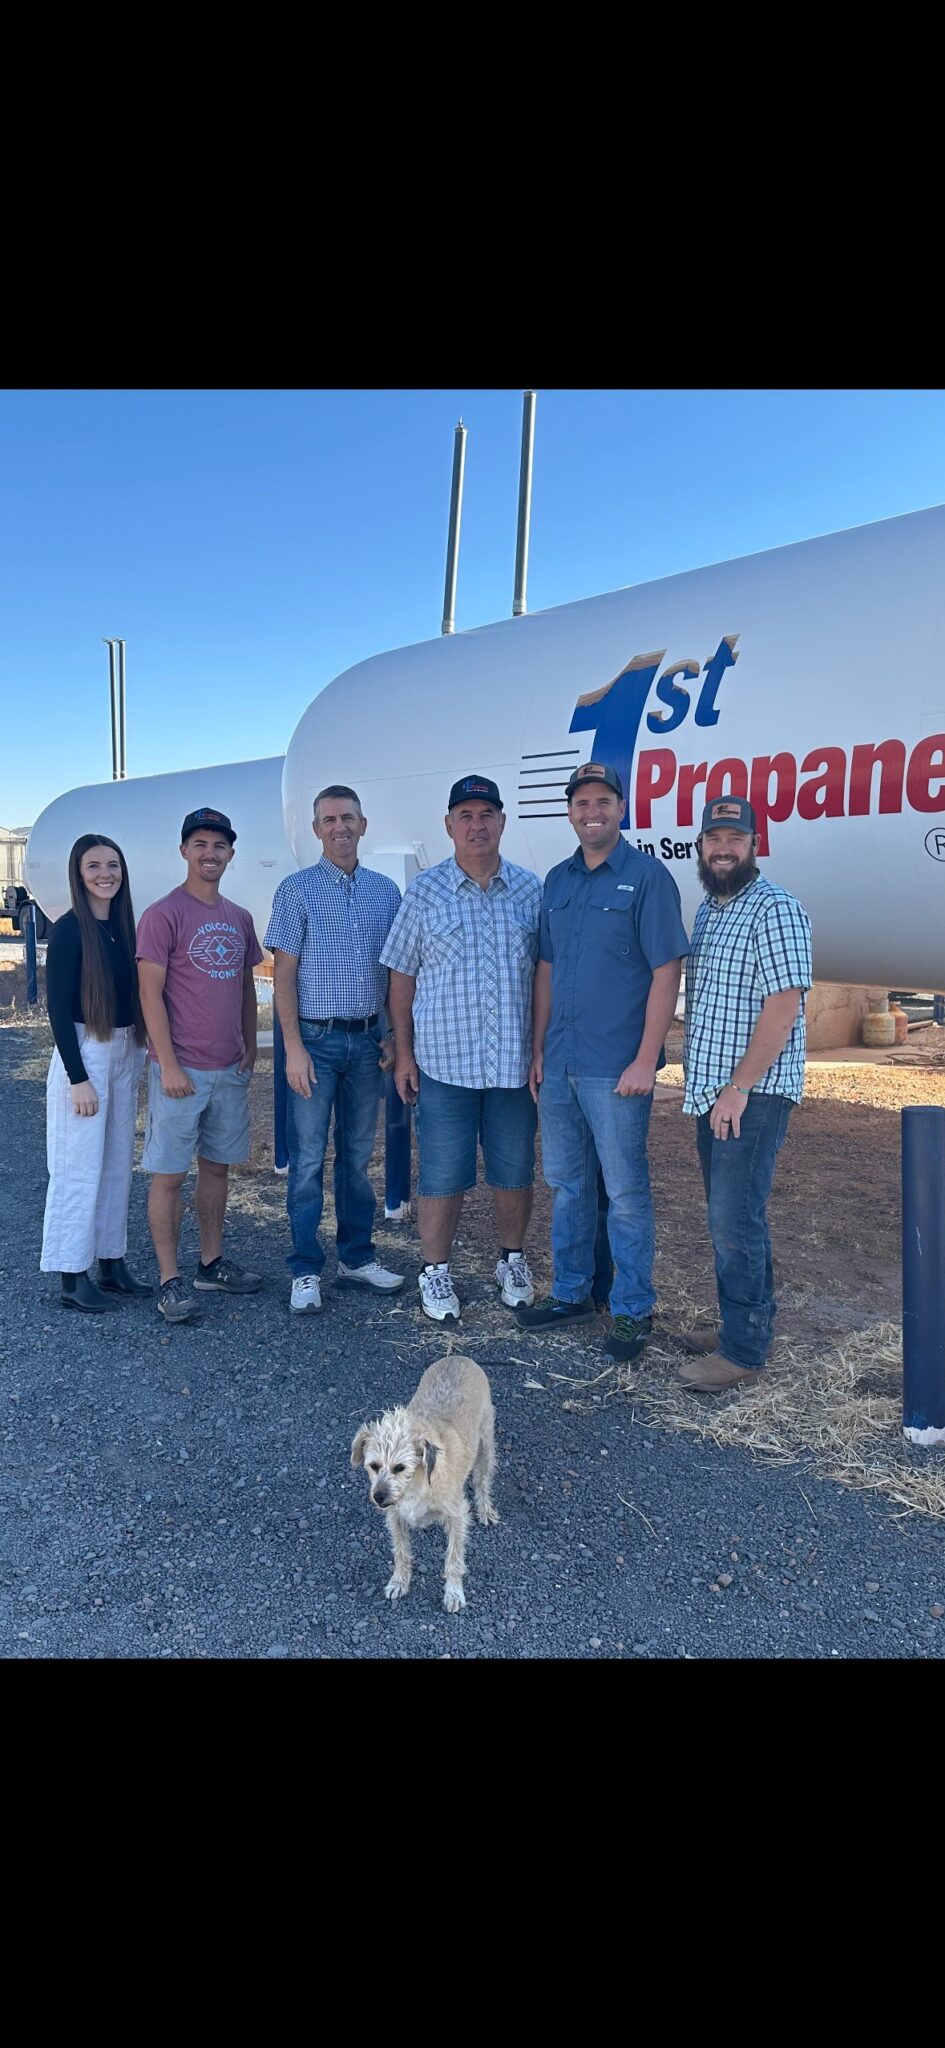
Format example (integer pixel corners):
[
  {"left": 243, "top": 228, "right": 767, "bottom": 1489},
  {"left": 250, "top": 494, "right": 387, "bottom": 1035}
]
[
  {"left": 380, "top": 855, "right": 543, "bottom": 1089},
  {"left": 264, "top": 857, "right": 401, "bottom": 1020},
  {"left": 683, "top": 874, "right": 812, "bottom": 1115}
]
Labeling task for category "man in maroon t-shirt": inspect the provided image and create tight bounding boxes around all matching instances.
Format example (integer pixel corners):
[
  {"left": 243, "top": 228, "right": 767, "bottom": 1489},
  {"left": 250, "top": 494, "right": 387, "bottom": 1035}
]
[{"left": 136, "top": 808, "right": 264, "bottom": 1324}]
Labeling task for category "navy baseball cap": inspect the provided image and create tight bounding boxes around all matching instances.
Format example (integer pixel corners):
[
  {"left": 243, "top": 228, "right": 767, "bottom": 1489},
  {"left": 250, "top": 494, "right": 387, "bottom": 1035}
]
[
  {"left": 699, "top": 796, "right": 757, "bottom": 835},
  {"left": 181, "top": 807, "right": 236, "bottom": 844},
  {"left": 448, "top": 775, "right": 503, "bottom": 810},
  {"left": 565, "top": 761, "right": 624, "bottom": 801}
]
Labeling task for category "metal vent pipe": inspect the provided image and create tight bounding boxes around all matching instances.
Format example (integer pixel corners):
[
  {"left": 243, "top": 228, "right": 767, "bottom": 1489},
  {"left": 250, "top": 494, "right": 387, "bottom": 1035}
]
[
  {"left": 512, "top": 389, "right": 537, "bottom": 617},
  {"left": 441, "top": 419, "right": 467, "bottom": 635},
  {"left": 103, "top": 638, "right": 119, "bottom": 779}
]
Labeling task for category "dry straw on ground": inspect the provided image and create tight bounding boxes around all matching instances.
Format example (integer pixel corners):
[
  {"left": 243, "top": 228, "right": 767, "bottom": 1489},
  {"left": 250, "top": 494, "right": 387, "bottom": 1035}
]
[{"left": 544, "top": 1316, "right": 945, "bottom": 1522}]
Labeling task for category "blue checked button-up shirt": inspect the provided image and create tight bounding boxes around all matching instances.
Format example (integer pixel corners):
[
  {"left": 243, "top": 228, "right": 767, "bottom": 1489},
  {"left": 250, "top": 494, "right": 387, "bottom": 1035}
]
[
  {"left": 263, "top": 857, "right": 402, "bottom": 1020},
  {"left": 683, "top": 875, "right": 813, "bottom": 1115},
  {"left": 380, "top": 856, "right": 543, "bottom": 1089}
]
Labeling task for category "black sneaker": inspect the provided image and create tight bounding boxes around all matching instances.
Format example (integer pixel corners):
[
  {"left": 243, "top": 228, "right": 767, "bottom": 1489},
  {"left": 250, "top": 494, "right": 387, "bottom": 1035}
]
[
  {"left": 193, "top": 1258, "right": 262, "bottom": 1294},
  {"left": 517, "top": 1294, "right": 594, "bottom": 1329},
  {"left": 157, "top": 1278, "right": 201, "bottom": 1324},
  {"left": 603, "top": 1314, "right": 653, "bottom": 1365}
]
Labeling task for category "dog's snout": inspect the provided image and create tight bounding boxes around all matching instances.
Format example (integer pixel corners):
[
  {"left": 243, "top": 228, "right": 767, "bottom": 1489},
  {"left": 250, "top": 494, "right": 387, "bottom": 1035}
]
[{"left": 372, "top": 1486, "right": 391, "bottom": 1508}]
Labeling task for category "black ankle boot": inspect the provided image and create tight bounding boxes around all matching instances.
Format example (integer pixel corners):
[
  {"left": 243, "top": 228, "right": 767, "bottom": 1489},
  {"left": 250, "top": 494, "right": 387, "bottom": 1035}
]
[
  {"left": 98, "top": 1257, "right": 153, "bottom": 1298},
  {"left": 60, "top": 1271, "right": 118, "bottom": 1313}
]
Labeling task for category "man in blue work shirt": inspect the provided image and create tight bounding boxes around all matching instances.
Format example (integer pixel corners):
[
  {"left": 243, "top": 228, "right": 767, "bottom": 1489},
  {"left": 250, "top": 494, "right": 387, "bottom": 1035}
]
[{"left": 520, "top": 762, "right": 689, "bottom": 1365}]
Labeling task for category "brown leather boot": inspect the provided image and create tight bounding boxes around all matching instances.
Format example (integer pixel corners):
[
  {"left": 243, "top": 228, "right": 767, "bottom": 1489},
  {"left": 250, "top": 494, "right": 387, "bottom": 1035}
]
[
  {"left": 677, "top": 1351, "right": 763, "bottom": 1390},
  {"left": 679, "top": 1326, "right": 719, "bottom": 1355}
]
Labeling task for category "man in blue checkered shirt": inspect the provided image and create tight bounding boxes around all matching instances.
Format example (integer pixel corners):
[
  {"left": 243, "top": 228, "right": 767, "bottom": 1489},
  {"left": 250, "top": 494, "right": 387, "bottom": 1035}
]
[
  {"left": 381, "top": 774, "right": 543, "bottom": 1325},
  {"left": 679, "top": 794, "right": 813, "bottom": 1390},
  {"left": 264, "top": 785, "right": 405, "bottom": 1315}
]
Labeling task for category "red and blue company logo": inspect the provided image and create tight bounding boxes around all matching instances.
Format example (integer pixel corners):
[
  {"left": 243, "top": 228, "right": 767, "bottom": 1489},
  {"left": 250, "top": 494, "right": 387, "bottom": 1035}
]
[{"left": 569, "top": 636, "right": 945, "bottom": 856}]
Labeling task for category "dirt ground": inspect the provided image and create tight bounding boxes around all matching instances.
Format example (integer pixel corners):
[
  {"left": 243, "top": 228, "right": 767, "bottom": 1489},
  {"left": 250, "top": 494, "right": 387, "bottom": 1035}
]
[
  {"left": 5, "top": 954, "right": 943, "bottom": 1357},
  {"left": 247, "top": 1016, "right": 945, "bottom": 1361}
]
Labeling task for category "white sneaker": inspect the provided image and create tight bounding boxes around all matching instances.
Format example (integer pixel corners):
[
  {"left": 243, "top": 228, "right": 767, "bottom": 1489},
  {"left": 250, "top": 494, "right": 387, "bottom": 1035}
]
[
  {"left": 418, "top": 1265, "right": 460, "bottom": 1322},
  {"left": 337, "top": 1259, "right": 405, "bottom": 1292},
  {"left": 290, "top": 1274, "right": 322, "bottom": 1313},
  {"left": 496, "top": 1253, "right": 535, "bottom": 1309}
]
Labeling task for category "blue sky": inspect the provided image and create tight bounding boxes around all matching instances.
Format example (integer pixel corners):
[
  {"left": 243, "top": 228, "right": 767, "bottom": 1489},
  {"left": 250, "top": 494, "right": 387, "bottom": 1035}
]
[{"left": 3, "top": 387, "right": 945, "bottom": 826}]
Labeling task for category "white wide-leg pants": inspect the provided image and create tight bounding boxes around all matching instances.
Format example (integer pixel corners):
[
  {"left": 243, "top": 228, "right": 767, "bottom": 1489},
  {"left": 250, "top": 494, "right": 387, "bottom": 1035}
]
[{"left": 41, "top": 1026, "right": 146, "bottom": 1273}]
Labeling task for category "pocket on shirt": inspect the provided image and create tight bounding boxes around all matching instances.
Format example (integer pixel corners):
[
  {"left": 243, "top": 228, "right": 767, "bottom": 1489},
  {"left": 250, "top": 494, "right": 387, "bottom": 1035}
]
[
  {"left": 592, "top": 902, "right": 636, "bottom": 955},
  {"left": 424, "top": 915, "right": 465, "bottom": 964},
  {"left": 508, "top": 912, "right": 539, "bottom": 964}
]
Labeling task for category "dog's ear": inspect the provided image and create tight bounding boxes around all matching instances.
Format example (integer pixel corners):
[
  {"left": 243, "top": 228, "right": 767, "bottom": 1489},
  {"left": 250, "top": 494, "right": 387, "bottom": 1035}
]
[
  {"left": 350, "top": 1426, "right": 370, "bottom": 1468},
  {"left": 421, "top": 1437, "right": 438, "bottom": 1483}
]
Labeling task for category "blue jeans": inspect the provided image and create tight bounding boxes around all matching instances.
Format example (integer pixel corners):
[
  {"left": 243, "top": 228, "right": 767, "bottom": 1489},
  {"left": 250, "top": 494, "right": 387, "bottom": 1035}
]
[
  {"left": 695, "top": 1092, "right": 793, "bottom": 1369},
  {"left": 415, "top": 1071, "right": 536, "bottom": 1196},
  {"left": 285, "top": 1022, "right": 383, "bottom": 1276},
  {"left": 539, "top": 1073, "right": 655, "bottom": 1319}
]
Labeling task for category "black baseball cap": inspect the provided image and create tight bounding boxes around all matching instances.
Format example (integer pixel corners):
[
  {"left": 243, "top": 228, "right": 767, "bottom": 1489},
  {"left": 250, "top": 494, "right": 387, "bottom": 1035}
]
[
  {"left": 447, "top": 774, "right": 503, "bottom": 811},
  {"left": 565, "top": 761, "right": 624, "bottom": 801},
  {"left": 181, "top": 807, "right": 237, "bottom": 844},
  {"left": 699, "top": 796, "right": 757, "bottom": 835}
]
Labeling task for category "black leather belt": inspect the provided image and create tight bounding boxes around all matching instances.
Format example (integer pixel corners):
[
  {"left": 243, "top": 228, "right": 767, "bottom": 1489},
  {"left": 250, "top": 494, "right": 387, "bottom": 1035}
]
[{"left": 300, "top": 1013, "right": 379, "bottom": 1032}]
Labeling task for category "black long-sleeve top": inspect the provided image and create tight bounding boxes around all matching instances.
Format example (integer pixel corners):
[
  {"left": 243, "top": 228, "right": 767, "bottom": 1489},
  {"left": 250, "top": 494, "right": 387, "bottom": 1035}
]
[{"left": 45, "top": 908, "right": 137, "bottom": 1084}]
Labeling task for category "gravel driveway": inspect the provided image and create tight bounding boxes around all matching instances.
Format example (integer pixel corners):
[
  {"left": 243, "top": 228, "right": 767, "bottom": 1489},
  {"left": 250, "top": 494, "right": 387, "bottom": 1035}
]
[{"left": 2, "top": 1014, "right": 943, "bottom": 1659}]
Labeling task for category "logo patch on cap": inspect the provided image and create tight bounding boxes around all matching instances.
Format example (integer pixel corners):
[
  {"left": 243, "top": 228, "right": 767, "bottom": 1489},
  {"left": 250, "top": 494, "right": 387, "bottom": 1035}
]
[
  {"left": 576, "top": 762, "right": 606, "bottom": 778},
  {"left": 709, "top": 800, "right": 744, "bottom": 820}
]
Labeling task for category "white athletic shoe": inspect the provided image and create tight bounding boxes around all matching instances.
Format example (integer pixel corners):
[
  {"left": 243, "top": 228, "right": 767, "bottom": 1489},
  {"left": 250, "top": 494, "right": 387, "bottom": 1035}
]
[
  {"left": 290, "top": 1274, "right": 322, "bottom": 1313},
  {"left": 418, "top": 1265, "right": 460, "bottom": 1322},
  {"left": 496, "top": 1253, "right": 535, "bottom": 1310},
  {"left": 337, "top": 1259, "right": 405, "bottom": 1292}
]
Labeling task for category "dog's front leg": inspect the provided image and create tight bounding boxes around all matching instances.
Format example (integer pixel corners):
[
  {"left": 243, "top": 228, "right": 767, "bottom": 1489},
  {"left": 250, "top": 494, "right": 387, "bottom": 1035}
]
[
  {"left": 384, "top": 1514, "right": 412, "bottom": 1601},
  {"left": 442, "top": 1499, "right": 470, "bottom": 1612},
  {"left": 472, "top": 1411, "right": 499, "bottom": 1527}
]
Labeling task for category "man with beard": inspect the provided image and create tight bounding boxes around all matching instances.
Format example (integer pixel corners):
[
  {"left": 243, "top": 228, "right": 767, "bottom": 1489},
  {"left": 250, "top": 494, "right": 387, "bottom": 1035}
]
[{"left": 678, "top": 795, "right": 812, "bottom": 1389}]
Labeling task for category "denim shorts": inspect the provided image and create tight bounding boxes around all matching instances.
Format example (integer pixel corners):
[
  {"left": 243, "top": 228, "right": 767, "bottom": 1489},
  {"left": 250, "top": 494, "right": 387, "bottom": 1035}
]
[
  {"left": 415, "top": 1070, "right": 536, "bottom": 1197},
  {"left": 141, "top": 1059, "right": 253, "bottom": 1173}
]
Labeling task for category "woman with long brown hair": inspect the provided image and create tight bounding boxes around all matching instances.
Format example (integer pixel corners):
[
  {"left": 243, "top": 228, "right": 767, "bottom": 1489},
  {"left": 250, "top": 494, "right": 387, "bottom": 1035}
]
[{"left": 41, "top": 834, "right": 152, "bottom": 1310}]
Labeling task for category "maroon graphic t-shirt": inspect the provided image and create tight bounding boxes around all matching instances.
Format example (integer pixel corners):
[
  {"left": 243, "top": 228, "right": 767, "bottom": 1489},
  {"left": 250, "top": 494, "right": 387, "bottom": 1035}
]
[{"left": 136, "top": 886, "right": 263, "bottom": 1070}]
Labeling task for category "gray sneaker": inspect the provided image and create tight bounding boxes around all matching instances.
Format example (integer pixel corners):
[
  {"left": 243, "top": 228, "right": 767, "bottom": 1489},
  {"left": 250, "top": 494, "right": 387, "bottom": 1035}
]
[
  {"left": 193, "top": 1258, "right": 262, "bottom": 1294},
  {"left": 290, "top": 1274, "right": 322, "bottom": 1314},
  {"left": 157, "top": 1278, "right": 201, "bottom": 1324},
  {"left": 337, "top": 1259, "right": 404, "bottom": 1292},
  {"left": 418, "top": 1265, "right": 460, "bottom": 1322}
]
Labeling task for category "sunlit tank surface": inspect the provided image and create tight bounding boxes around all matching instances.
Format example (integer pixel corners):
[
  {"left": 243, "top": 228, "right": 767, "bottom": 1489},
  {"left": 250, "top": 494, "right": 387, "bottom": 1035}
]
[
  {"left": 284, "top": 505, "right": 945, "bottom": 987},
  {"left": 26, "top": 757, "right": 293, "bottom": 935}
]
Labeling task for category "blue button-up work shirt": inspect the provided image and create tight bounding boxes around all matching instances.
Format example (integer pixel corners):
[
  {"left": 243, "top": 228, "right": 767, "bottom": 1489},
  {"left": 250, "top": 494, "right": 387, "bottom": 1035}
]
[{"left": 539, "top": 837, "right": 690, "bottom": 1078}]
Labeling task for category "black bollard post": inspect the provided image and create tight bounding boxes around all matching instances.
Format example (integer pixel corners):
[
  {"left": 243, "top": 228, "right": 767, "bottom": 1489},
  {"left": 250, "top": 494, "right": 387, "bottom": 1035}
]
[
  {"left": 272, "top": 1006, "right": 288, "bottom": 1174},
  {"left": 592, "top": 1166, "right": 614, "bottom": 1306},
  {"left": 25, "top": 901, "right": 38, "bottom": 1004},
  {"left": 901, "top": 1105, "right": 945, "bottom": 1445},
  {"left": 384, "top": 1070, "right": 412, "bottom": 1220}
]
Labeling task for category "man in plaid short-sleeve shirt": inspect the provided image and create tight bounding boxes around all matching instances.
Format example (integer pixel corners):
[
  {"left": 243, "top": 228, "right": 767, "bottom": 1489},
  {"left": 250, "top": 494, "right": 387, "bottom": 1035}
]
[
  {"left": 381, "top": 774, "right": 542, "bottom": 1325},
  {"left": 679, "top": 795, "right": 813, "bottom": 1390}
]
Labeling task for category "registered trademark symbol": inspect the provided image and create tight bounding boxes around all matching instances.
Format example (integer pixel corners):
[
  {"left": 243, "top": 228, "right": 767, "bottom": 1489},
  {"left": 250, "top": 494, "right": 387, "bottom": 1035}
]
[{"left": 925, "top": 826, "right": 945, "bottom": 861}]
